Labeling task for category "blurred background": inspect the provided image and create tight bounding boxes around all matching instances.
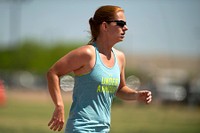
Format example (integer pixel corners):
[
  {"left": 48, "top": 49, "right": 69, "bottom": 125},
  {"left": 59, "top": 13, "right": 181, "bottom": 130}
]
[{"left": 0, "top": 0, "right": 200, "bottom": 133}]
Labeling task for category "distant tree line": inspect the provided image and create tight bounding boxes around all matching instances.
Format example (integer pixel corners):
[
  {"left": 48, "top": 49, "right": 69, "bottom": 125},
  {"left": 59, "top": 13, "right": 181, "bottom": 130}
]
[{"left": 0, "top": 40, "right": 81, "bottom": 74}]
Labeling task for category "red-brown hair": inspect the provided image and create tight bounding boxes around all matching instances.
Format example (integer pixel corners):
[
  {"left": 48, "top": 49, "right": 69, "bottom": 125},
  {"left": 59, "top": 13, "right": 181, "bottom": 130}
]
[{"left": 88, "top": 5, "right": 124, "bottom": 44}]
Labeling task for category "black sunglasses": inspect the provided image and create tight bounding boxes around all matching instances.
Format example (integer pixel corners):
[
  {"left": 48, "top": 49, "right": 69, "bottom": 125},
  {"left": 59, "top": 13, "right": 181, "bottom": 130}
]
[{"left": 106, "top": 20, "right": 127, "bottom": 28}]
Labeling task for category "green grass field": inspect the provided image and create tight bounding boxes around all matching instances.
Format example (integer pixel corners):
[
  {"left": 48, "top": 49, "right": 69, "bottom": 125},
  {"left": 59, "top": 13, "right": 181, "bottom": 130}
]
[{"left": 0, "top": 90, "right": 200, "bottom": 133}]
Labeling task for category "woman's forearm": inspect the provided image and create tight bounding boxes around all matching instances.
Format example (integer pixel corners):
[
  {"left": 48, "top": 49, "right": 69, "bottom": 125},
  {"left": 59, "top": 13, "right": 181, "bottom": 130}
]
[
  {"left": 116, "top": 86, "right": 138, "bottom": 101},
  {"left": 47, "top": 70, "right": 64, "bottom": 107}
]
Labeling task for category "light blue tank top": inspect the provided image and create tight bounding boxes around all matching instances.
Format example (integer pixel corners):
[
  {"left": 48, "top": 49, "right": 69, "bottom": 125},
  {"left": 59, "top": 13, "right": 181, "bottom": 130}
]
[{"left": 65, "top": 43, "right": 120, "bottom": 133}]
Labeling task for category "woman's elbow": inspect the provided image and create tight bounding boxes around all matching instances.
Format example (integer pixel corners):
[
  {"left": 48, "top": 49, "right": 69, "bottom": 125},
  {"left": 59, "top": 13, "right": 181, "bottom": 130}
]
[{"left": 46, "top": 68, "right": 55, "bottom": 80}]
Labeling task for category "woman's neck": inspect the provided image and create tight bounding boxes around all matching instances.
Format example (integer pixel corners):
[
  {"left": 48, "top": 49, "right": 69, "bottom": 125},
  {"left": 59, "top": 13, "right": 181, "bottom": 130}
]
[{"left": 95, "top": 40, "right": 113, "bottom": 55}]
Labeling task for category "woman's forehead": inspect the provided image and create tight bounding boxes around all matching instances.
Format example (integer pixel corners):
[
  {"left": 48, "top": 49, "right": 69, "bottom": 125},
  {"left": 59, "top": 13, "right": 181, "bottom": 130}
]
[{"left": 115, "top": 11, "right": 126, "bottom": 21}]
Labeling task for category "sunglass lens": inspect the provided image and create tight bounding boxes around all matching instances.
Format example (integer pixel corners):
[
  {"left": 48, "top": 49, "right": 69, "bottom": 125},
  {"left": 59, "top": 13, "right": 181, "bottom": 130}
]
[{"left": 116, "top": 21, "right": 126, "bottom": 27}]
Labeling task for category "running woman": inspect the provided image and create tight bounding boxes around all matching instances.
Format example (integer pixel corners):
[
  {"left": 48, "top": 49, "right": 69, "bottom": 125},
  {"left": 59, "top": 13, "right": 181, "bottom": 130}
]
[{"left": 47, "top": 5, "right": 152, "bottom": 133}]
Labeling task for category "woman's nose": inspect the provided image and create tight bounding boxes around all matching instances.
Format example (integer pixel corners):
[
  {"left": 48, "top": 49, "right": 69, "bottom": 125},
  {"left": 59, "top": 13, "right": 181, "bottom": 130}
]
[{"left": 123, "top": 25, "right": 128, "bottom": 31}]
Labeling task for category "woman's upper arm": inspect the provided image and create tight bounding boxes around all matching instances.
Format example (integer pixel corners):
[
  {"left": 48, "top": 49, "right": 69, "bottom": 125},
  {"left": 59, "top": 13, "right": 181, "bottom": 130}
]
[
  {"left": 116, "top": 50, "right": 126, "bottom": 90},
  {"left": 48, "top": 45, "right": 93, "bottom": 76}
]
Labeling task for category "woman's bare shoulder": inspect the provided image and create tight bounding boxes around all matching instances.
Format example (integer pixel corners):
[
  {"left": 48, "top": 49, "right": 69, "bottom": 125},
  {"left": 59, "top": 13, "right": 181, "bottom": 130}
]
[
  {"left": 67, "top": 44, "right": 95, "bottom": 59},
  {"left": 113, "top": 48, "right": 125, "bottom": 60},
  {"left": 74, "top": 44, "right": 95, "bottom": 55}
]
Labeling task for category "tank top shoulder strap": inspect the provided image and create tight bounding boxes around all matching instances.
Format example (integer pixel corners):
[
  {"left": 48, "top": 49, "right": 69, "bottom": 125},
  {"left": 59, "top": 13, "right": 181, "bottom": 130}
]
[
  {"left": 92, "top": 42, "right": 101, "bottom": 64},
  {"left": 111, "top": 48, "right": 118, "bottom": 65}
]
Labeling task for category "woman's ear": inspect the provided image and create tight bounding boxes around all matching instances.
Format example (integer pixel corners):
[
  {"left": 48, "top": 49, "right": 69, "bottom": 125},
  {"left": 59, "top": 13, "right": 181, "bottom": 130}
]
[{"left": 101, "top": 22, "right": 108, "bottom": 31}]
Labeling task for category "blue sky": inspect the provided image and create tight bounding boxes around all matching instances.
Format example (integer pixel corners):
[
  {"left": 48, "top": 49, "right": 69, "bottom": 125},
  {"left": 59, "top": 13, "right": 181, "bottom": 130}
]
[{"left": 0, "top": 0, "right": 200, "bottom": 57}]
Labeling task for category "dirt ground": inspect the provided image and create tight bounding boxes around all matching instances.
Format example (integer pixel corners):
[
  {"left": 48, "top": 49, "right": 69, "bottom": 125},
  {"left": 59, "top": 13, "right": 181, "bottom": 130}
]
[{"left": 5, "top": 89, "right": 73, "bottom": 104}]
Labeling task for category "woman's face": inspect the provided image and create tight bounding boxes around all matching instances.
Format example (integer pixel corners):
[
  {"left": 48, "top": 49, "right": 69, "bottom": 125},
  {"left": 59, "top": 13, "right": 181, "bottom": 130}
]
[{"left": 106, "top": 11, "right": 128, "bottom": 43}]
